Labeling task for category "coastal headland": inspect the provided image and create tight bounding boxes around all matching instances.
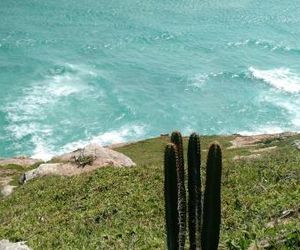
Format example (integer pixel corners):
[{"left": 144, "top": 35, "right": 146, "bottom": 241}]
[{"left": 0, "top": 132, "right": 299, "bottom": 249}]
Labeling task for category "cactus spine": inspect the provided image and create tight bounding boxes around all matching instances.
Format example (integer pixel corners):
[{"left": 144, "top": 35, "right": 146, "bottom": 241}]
[
  {"left": 164, "top": 143, "right": 179, "bottom": 250},
  {"left": 171, "top": 131, "right": 184, "bottom": 170},
  {"left": 170, "top": 131, "right": 186, "bottom": 250},
  {"left": 201, "top": 143, "right": 222, "bottom": 250},
  {"left": 187, "top": 133, "right": 201, "bottom": 250}
]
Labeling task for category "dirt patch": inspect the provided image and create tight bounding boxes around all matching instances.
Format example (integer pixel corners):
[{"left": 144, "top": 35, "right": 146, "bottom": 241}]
[
  {"left": 0, "top": 157, "right": 43, "bottom": 167},
  {"left": 108, "top": 142, "right": 133, "bottom": 149},
  {"left": 233, "top": 146, "right": 277, "bottom": 162},
  {"left": 228, "top": 132, "right": 297, "bottom": 149},
  {"left": 0, "top": 170, "right": 15, "bottom": 197},
  {"left": 0, "top": 176, "right": 13, "bottom": 187},
  {"left": 250, "top": 146, "right": 277, "bottom": 153},
  {"left": 248, "top": 207, "right": 300, "bottom": 249},
  {"left": 233, "top": 154, "right": 262, "bottom": 161},
  {"left": 0, "top": 168, "right": 15, "bottom": 186},
  {"left": 266, "top": 207, "right": 300, "bottom": 228}
]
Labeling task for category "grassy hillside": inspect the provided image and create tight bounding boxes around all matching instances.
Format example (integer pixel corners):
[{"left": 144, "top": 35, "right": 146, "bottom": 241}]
[{"left": 0, "top": 134, "right": 299, "bottom": 249}]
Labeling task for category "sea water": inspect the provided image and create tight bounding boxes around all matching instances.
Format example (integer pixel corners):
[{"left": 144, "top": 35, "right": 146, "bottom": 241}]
[{"left": 1, "top": 0, "right": 300, "bottom": 159}]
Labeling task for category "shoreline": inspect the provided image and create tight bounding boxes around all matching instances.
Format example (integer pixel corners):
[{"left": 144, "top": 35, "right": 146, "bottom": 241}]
[{"left": 0, "top": 131, "right": 298, "bottom": 164}]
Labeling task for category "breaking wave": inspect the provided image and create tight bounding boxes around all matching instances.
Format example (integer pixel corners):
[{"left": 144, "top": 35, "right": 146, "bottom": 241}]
[
  {"left": 2, "top": 63, "right": 96, "bottom": 159},
  {"left": 249, "top": 67, "right": 300, "bottom": 93},
  {"left": 31, "top": 124, "right": 146, "bottom": 161}
]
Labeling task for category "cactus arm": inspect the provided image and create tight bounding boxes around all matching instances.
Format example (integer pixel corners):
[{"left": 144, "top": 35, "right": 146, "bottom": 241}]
[
  {"left": 201, "top": 143, "right": 222, "bottom": 250},
  {"left": 164, "top": 143, "right": 179, "bottom": 250},
  {"left": 187, "top": 133, "right": 201, "bottom": 250},
  {"left": 170, "top": 131, "right": 186, "bottom": 249}
]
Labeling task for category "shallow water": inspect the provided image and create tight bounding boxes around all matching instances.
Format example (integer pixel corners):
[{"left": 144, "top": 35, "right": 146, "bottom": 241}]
[{"left": 1, "top": 0, "right": 300, "bottom": 159}]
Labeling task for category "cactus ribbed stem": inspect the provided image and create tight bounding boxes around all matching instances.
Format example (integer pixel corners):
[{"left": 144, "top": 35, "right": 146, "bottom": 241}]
[
  {"left": 171, "top": 131, "right": 184, "bottom": 170},
  {"left": 164, "top": 143, "right": 179, "bottom": 250},
  {"left": 201, "top": 143, "right": 222, "bottom": 250},
  {"left": 187, "top": 133, "right": 201, "bottom": 250},
  {"left": 171, "top": 131, "right": 186, "bottom": 249}
]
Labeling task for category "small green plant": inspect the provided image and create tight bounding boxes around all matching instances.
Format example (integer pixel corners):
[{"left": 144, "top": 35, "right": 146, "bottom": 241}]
[
  {"left": 73, "top": 149, "right": 95, "bottom": 167},
  {"left": 164, "top": 131, "right": 222, "bottom": 250}
]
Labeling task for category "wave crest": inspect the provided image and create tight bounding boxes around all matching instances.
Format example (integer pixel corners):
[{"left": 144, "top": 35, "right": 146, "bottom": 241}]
[{"left": 249, "top": 67, "right": 300, "bottom": 93}]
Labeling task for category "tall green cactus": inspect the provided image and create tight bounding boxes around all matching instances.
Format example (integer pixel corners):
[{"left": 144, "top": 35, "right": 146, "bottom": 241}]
[
  {"left": 164, "top": 143, "right": 179, "bottom": 250},
  {"left": 187, "top": 133, "right": 201, "bottom": 250},
  {"left": 164, "top": 133, "right": 222, "bottom": 250},
  {"left": 170, "top": 131, "right": 186, "bottom": 249},
  {"left": 201, "top": 143, "right": 222, "bottom": 250}
]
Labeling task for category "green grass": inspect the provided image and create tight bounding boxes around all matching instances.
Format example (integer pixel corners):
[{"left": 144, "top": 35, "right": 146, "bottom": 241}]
[{"left": 0, "top": 135, "right": 299, "bottom": 249}]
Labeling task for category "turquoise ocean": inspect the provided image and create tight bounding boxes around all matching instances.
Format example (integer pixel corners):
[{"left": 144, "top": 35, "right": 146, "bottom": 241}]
[{"left": 1, "top": 0, "right": 300, "bottom": 159}]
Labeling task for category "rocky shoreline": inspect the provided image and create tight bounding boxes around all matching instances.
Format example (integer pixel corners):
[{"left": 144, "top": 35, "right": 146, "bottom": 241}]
[
  {"left": 1, "top": 132, "right": 300, "bottom": 249},
  {"left": 1, "top": 132, "right": 299, "bottom": 198},
  {"left": 0, "top": 143, "right": 136, "bottom": 197}
]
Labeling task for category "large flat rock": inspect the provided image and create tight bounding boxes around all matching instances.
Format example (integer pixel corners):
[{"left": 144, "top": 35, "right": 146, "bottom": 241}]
[
  {"left": 52, "top": 143, "right": 135, "bottom": 167},
  {"left": 21, "top": 144, "right": 136, "bottom": 183}
]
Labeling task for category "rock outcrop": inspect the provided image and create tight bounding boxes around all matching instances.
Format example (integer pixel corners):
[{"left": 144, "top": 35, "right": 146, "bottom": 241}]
[
  {"left": 1, "top": 185, "right": 17, "bottom": 197},
  {"left": 293, "top": 140, "right": 300, "bottom": 150},
  {"left": 0, "top": 169, "right": 16, "bottom": 197},
  {"left": 21, "top": 144, "right": 135, "bottom": 183},
  {"left": 228, "top": 132, "right": 297, "bottom": 149},
  {"left": 52, "top": 143, "right": 135, "bottom": 167},
  {"left": 0, "top": 240, "right": 31, "bottom": 250}
]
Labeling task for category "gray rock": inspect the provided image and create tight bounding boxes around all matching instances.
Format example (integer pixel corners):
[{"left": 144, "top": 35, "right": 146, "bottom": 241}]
[
  {"left": 0, "top": 240, "right": 31, "bottom": 250},
  {"left": 229, "top": 132, "right": 298, "bottom": 149},
  {"left": 1, "top": 185, "right": 17, "bottom": 197},
  {"left": 22, "top": 144, "right": 136, "bottom": 183},
  {"left": 52, "top": 143, "right": 135, "bottom": 167},
  {"left": 293, "top": 140, "right": 300, "bottom": 150},
  {"left": 22, "top": 163, "right": 63, "bottom": 183}
]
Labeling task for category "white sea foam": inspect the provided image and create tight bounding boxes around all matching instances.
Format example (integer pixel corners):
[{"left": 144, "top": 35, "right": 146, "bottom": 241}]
[
  {"left": 249, "top": 67, "right": 300, "bottom": 93},
  {"left": 189, "top": 71, "right": 227, "bottom": 89},
  {"left": 189, "top": 71, "right": 243, "bottom": 89},
  {"left": 65, "top": 63, "right": 98, "bottom": 77},
  {"left": 190, "top": 74, "right": 208, "bottom": 88},
  {"left": 268, "top": 98, "right": 300, "bottom": 129},
  {"left": 227, "top": 39, "right": 250, "bottom": 47},
  {"left": 227, "top": 39, "right": 294, "bottom": 52},
  {"left": 46, "top": 75, "right": 86, "bottom": 96},
  {"left": 61, "top": 125, "right": 146, "bottom": 154},
  {"left": 29, "top": 124, "right": 145, "bottom": 161},
  {"left": 2, "top": 63, "right": 96, "bottom": 160},
  {"left": 5, "top": 66, "right": 91, "bottom": 123},
  {"left": 31, "top": 136, "right": 54, "bottom": 161}
]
